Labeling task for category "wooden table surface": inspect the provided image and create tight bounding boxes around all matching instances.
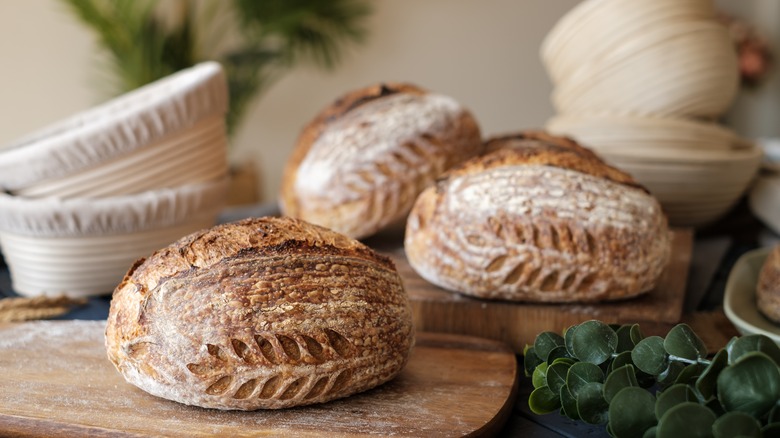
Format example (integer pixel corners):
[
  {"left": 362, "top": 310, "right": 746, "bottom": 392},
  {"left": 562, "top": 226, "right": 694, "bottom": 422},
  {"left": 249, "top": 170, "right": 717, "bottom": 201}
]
[{"left": 0, "top": 205, "right": 757, "bottom": 437}]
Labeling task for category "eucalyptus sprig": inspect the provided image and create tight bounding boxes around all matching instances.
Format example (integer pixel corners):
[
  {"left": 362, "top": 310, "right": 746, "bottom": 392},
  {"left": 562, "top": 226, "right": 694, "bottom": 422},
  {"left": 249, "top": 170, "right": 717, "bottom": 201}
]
[{"left": 525, "top": 320, "right": 780, "bottom": 438}]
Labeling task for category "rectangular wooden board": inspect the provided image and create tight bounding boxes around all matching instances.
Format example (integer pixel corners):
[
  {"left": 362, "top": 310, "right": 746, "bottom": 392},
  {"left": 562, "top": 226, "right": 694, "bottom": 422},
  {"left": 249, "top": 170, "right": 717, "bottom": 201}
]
[
  {"left": 377, "top": 229, "right": 693, "bottom": 353},
  {"left": 0, "top": 321, "right": 518, "bottom": 437}
]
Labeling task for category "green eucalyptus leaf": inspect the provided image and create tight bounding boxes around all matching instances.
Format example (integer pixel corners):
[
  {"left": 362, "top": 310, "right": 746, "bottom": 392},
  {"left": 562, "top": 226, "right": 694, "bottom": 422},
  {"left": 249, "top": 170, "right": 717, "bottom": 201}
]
[
  {"left": 560, "top": 384, "right": 580, "bottom": 421},
  {"left": 725, "top": 336, "right": 738, "bottom": 353},
  {"left": 657, "top": 361, "right": 686, "bottom": 389},
  {"left": 535, "top": 331, "right": 565, "bottom": 362},
  {"left": 529, "top": 385, "right": 561, "bottom": 415},
  {"left": 664, "top": 323, "right": 707, "bottom": 360},
  {"left": 546, "top": 345, "right": 571, "bottom": 364},
  {"left": 615, "top": 325, "right": 636, "bottom": 353},
  {"left": 630, "top": 323, "right": 644, "bottom": 345},
  {"left": 718, "top": 351, "right": 780, "bottom": 417},
  {"left": 612, "top": 350, "right": 655, "bottom": 388},
  {"left": 523, "top": 346, "right": 543, "bottom": 377},
  {"left": 552, "top": 357, "right": 576, "bottom": 367},
  {"left": 613, "top": 351, "right": 633, "bottom": 369},
  {"left": 632, "top": 336, "right": 668, "bottom": 376},
  {"left": 564, "top": 324, "right": 578, "bottom": 358},
  {"left": 656, "top": 402, "right": 716, "bottom": 438},
  {"left": 546, "top": 362, "right": 571, "bottom": 395},
  {"left": 696, "top": 348, "right": 728, "bottom": 401},
  {"left": 727, "top": 334, "right": 780, "bottom": 366},
  {"left": 603, "top": 364, "right": 638, "bottom": 404},
  {"left": 532, "top": 362, "right": 548, "bottom": 389},
  {"left": 575, "top": 381, "right": 609, "bottom": 425},
  {"left": 675, "top": 363, "right": 705, "bottom": 386},
  {"left": 642, "top": 425, "right": 657, "bottom": 438},
  {"left": 705, "top": 397, "right": 726, "bottom": 418},
  {"left": 567, "top": 361, "right": 605, "bottom": 398},
  {"left": 655, "top": 383, "right": 698, "bottom": 421},
  {"left": 571, "top": 320, "right": 618, "bottom": 365},
  {"left": 712, "top": 411, "right": 762, "bottom": 438},
  {"left": 607, "top": 386, "right": 656, "bottom": 438}
]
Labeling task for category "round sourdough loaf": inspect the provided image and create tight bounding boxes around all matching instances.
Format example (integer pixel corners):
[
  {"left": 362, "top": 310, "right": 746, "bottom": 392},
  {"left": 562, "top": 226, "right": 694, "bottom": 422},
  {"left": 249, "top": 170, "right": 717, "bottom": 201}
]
[
  {"left": 405, "top": 131, "right": 672, "bottom": 303},
  {"left": 279, "top": 82, "right": 482, "bottom": 239},
  {"left": 757, "top": 245, "right": 780, "bottom": 323},
  {"left": 105, "top": 216, "right": 414, "bottom": 410}
]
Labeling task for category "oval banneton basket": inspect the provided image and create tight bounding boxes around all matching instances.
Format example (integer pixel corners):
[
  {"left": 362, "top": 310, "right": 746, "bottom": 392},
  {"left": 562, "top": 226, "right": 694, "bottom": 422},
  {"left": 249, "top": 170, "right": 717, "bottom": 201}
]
[
  {"left": 0, "top": 61, "right": 229, "bottom": 198},
  {"left": 0, "top": 178, "right": 228, "bottom": 298},
  {"left": 0, "top": 61, "right": 231, "bottom": 298}
]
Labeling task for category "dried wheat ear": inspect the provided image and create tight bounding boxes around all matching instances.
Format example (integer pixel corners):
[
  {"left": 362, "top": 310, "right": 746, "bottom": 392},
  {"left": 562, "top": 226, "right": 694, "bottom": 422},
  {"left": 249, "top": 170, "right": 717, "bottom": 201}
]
[
  {"left": 105, "top": 216, "right": 414, "bottom": 410},
  {"left": 405, "top": 131, "right": 672, "bottom": 303}
]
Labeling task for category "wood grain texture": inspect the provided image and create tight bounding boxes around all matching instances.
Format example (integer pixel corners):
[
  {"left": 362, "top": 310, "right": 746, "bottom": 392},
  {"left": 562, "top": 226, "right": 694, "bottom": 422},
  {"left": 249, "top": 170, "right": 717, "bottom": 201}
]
[
  {"left": 379, "top": 228, "right": 692, "bottom": 353},
  {"left": 0, "top": 321, "right": 518, "bottom": 438}
]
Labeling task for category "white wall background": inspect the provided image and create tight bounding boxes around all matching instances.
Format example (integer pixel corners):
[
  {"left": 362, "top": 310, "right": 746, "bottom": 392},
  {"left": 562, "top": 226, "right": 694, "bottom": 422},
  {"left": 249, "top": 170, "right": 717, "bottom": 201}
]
[{"left": 0, "top": 0, "right": 777, "bottom": 201}]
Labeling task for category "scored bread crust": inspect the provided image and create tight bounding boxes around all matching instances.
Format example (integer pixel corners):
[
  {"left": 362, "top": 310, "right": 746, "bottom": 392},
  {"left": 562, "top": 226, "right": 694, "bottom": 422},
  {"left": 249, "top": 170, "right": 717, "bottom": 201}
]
[
  {"left": 405, "top": 132, "right": 672, "bottom": 303},
  {"left": 757, "top": 245, "right": 780, "bottom": 323},
  {"left": 279, "top": 82, "right": 483, "bottom": 239},
  {"left": 105, "top": 216, "right": 414, "bottom": 410}
]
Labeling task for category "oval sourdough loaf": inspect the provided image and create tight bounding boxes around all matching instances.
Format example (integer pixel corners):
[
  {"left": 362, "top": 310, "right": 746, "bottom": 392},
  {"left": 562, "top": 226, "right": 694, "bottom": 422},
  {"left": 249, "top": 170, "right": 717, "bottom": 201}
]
[
  {"left": 757, "top": 245, "right": 780, "bottom": 323},
  {"left": 405, "top": 131, "right": 672, "bottom": 303},
  {"left": 105, "top": 216, "right": 414, "bottom": 410},
  {"left": 279, "top": 82, "right": 483, "bottom": 239}
]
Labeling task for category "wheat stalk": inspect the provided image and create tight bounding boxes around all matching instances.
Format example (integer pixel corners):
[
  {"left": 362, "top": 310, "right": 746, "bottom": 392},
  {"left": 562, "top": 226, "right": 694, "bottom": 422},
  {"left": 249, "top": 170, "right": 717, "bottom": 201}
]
[{"left": 0, "top": 295, "right": 88, "bottom": 323}]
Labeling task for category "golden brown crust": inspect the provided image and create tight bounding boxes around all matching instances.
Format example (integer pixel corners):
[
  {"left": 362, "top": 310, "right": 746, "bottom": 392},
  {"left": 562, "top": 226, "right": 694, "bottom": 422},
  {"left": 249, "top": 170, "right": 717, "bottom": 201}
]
[
  {"left": 280, "top": 83, "right": 427, "bottom": 209},
  {"left": 452, "top": 130, "right": 646, "bottom": 192},
  {"left": 757, "top": 245, "right": 780, "bottom": 323},
  {"left": 279, "top": 82, "right": 483, "bottom": 239},
  {"left": 105, "top": 217, "right": 414, "bottom": 410},
  {"left": 405, "top": 134, "right": 671, "bottom": 303}
]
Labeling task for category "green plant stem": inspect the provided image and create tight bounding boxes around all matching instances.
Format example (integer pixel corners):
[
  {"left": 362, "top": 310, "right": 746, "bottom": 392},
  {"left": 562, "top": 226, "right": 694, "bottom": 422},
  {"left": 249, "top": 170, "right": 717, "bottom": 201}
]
[{"left": 667, "top": 355, "right": 712, "bottom": 367}]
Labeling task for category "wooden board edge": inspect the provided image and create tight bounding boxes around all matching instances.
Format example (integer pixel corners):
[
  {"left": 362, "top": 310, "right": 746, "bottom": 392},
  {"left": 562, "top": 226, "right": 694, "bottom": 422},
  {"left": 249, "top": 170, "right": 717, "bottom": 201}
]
[{"left": 468, "top": 356, "right": 521, "bottom": 438}]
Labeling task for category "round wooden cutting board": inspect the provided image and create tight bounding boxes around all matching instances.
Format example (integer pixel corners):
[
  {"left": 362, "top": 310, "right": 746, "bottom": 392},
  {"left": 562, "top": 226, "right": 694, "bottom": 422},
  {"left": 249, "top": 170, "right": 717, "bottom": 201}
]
[{"left": 0, "top": 320, "right": 518, "bottom": 437}]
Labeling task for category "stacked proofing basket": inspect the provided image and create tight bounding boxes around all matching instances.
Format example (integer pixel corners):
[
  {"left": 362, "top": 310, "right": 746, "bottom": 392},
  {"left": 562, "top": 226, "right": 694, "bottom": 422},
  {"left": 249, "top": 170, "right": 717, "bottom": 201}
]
[
  {"left": 0, "top": 62, "right": 230, "bottom": 298},
  {"left": 542, "top": 0, "right": 763, "bottom": 227}
]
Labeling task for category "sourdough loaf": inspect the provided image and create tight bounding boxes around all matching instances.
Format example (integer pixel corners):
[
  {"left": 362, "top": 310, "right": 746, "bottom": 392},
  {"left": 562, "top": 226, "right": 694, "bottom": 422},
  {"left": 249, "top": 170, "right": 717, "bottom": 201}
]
[
  {"left": 757, "top": 245, "right": 780, "bottom": 323},
  {"left": 105, "top": 216, "right": 414, "bottom": 410},
  {"left": 279, "top": 82, "right": 482, "bottom": 239},
  {"left": 405, "top": 131, "right": 672, "bottom": 303}
]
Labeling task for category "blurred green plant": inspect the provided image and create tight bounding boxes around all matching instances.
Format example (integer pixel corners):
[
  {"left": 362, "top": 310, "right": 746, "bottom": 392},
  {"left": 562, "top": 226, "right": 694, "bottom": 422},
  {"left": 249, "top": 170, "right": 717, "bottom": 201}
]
[
  {"left": 60, "top": 0, "right": 371, "bottom": 135},
  {"left": 525, "top": 320, "right": 780, "bottom": 437}
]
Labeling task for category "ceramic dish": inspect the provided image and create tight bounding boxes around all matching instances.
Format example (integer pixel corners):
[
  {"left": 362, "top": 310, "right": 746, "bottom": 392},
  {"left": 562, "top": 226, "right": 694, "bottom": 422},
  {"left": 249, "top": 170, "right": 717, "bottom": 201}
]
[{"left": 724, "top": 247, "right": 780, "bottom": 345}]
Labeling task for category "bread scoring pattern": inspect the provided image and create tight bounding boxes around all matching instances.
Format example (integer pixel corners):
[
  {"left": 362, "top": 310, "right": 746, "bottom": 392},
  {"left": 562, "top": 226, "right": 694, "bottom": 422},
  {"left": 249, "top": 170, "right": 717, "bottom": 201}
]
[
  {"left": 106, "top": 217, "right": 414, "bottom": 410},
  {"left": 178, "top": 328, "right": 357, "bottom": 402},
  {"left": 406, "top": 164, "right": 671, "bottom": 302},
  {"left": 281, "top": 83, "right": 482, "bottom": 239}
]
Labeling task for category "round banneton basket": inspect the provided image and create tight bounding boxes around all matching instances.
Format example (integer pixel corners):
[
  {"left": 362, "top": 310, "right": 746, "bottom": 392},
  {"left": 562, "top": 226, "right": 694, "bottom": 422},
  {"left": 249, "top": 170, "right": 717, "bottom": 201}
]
[
  {"left": 547, "top": 114, "right": 749, "bottom": 153},
  {"left": 541, "top": 0, "right": 715, "bottom": 85},
  {"left": 0, "top": 61, "right": 228, "bottom": 198},
  {"left": 0, "top": 178, "right": 228, "bottom": 298},
  {"left": 550, "top": 20, "right": 738, "bottom": 118},
  {"left": 548, "top": 114, "right": 762, "bottom": 226}
]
